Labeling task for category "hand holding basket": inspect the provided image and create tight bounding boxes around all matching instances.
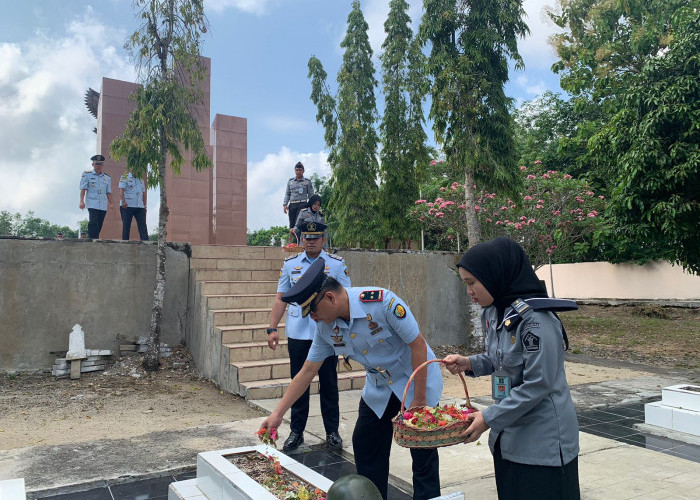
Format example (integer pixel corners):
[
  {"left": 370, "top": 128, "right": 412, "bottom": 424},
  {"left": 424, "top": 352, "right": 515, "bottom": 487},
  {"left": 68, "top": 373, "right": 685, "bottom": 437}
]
[{"left": 392, "top": 358, "right": 476, "bottom": 449}]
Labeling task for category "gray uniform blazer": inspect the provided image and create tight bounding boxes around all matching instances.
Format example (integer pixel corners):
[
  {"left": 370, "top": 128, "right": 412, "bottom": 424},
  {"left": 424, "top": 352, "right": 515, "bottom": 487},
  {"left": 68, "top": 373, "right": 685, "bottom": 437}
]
[{"left": 467, "top": 305, "right": 580, "bottom": 466}]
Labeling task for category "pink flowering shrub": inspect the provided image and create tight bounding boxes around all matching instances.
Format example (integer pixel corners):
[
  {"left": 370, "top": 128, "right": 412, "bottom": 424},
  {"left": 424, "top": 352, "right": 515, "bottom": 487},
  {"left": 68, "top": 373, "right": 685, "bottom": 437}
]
[{"left": 411, "top": 162, "right": 607, "bottom": 269}]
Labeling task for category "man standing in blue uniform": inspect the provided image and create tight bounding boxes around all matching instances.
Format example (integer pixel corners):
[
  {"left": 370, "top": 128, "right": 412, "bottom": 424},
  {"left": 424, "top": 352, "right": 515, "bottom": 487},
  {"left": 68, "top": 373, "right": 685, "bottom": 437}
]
[
  {"left": 260, "top": 259, "right": 443, "bottom": 500},
  {"left": 79, "top": 154, "right": 113, "bottom": 239},
  {"left": 266, "top": 221, "right": 350, "bottom": 451},
  {"left": 119, "top": 169, "right": 149, "bottom": 241}
]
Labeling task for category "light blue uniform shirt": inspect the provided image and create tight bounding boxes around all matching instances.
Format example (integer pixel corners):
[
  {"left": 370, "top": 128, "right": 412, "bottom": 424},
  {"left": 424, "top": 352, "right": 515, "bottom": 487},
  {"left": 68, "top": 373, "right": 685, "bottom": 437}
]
[
  {"left": 308, "top": 288, "right": 443, "bottom": 418},
  {"left": 119, "top": 172, "right": 146, "bottom": 208},
  {"left": 80, "top": 170, "right": 111, "bottom": 210},
  {"left": 277, "top": 250, "right": 351, "bottom": 340}
]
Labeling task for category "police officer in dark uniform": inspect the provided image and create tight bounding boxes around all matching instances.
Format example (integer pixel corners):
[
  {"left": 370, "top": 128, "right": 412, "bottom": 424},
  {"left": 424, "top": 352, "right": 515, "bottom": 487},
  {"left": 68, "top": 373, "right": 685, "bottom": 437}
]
[
  {"left": 444, "top": 237, "right": 581, "bottom": 500},
  {"left": 283, "top": 161, "right": 314, "bottom": 229},
  {"left": 79, "top": 154, "right": 113, "bottom": 238},
  {"left": 259, "top": 259, "right": 443, "bottom": 500}
]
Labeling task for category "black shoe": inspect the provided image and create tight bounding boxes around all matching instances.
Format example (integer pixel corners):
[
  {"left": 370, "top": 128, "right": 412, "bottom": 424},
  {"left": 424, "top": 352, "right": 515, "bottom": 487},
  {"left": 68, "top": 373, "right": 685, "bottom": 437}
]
[
  {"left": 282, "top": 431, "right": 304, "bottom": 451},
  {"left": 326, "top": 431, "right": 343, "bottom": 450}
]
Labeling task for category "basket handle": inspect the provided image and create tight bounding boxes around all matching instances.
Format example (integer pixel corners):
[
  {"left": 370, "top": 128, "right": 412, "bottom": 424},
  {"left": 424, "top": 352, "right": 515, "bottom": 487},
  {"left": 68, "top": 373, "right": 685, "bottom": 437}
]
[{"left": 400, "top": 358, "right": 471, "bottom": 414}]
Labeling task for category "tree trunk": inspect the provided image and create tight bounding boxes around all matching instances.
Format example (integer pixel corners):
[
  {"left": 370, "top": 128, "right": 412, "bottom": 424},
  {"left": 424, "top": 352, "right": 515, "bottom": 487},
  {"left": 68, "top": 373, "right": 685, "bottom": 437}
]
[
  {"left": 144, "top": 137, "right": 170, "bottom": 372},
  {"left": 463, "top": 166, "right": 484, "bottom": 350}
]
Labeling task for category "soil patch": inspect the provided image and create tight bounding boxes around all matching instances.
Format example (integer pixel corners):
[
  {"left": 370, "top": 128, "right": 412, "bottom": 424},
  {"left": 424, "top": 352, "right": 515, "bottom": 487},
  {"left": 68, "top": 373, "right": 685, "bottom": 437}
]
[{"left": 0, "top": 347, "right": 265, "bottom": 451}]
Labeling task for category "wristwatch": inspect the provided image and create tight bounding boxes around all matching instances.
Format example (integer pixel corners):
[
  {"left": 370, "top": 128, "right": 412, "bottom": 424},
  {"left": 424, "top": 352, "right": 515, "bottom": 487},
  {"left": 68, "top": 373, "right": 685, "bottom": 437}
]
[{"left": 266, "top": 328, "right": 277, "bottom": 335}]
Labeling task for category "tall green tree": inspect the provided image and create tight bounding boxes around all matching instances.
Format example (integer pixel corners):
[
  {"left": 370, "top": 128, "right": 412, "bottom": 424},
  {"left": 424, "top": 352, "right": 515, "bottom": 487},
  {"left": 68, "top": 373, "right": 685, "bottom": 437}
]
[
  {"left": 111, "top": 0, "right": 212, "bottom": 371},
  {"left": 548, "top": 0, "right": 693, "bottom": 190},
  {"left": 419, "top": 0, "right": 528, "bottom": 248},
  {"left": 308, "top": 0, "right": 380, "bottom": 247},
  {"left": 378, "top": 0, "right": 429, "bottom": 248},
  {"left": 590, "top": 8, "right": 700, "bottom": 274}
]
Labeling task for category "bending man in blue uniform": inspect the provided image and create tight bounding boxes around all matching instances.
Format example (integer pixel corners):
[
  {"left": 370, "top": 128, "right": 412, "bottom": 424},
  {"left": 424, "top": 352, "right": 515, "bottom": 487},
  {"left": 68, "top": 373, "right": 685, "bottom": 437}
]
[
  {"left": 260, "top": 258, "right": 443, "bottom": 500},
  {"left": 266, "top": 221, "right": 349, "bottom": 452}
]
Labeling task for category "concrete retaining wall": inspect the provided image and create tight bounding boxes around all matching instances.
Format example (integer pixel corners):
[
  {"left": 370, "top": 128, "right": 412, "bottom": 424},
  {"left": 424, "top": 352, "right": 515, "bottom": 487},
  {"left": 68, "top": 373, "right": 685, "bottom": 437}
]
[
  {"left": 338, "top": 250, "right": 470, "bottom": 346},
  {"left": 0, "top": 238, "right": 190, "bottom": 371}
]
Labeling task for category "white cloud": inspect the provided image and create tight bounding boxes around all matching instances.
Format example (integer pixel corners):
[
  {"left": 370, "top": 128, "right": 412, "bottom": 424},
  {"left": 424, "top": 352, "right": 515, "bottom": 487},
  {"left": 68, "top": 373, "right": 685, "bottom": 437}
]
[
  {"left": 247, "top": 147, "right": 331, "bottom": 230},
  {"left": 516, "top": 74, "right": 548, "bottom": 96},
  {"left": 0, "top": 9, "right": 133, "bottom": 229},
  {"left": 518, "top": 0, "right": 564, "bottom": 70},
  {"left": 206, "top": 0, "right": 281, "bottom": 16}
]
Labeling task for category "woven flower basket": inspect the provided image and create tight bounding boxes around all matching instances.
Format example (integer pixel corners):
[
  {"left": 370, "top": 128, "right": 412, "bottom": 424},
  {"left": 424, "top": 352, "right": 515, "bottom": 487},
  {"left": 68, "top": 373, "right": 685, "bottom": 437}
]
[
  {"left": 392, "top": 359, "right": 475, "bottom": 449},
  {"left": 283, "top": 244, "right": 304, "bottom": 254}
]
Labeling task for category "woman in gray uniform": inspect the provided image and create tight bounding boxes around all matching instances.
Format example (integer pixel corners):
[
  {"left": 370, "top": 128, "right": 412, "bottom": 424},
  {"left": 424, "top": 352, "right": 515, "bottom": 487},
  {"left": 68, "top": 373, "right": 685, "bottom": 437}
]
[
  {"left": 444, "top": 237, "right": 580, "bottom": 500},
  {"left": 291, "top": 194, "right": 326, "bottom": 243}
]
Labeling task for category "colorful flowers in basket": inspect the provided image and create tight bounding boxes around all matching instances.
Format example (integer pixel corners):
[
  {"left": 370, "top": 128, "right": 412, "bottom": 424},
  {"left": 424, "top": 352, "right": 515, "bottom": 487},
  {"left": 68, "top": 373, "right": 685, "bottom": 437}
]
[
  {"left": 255, "top": 427, "right": 279, "bottom": 447},
  {"left": 401, "top": 404, "right": 475, "bottom": 429}
]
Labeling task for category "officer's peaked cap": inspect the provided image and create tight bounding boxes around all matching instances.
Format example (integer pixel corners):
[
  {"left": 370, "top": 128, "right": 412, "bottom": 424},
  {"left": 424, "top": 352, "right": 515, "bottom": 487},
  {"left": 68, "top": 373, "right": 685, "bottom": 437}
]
[
  {"left": 91, "top": 154, "right": 105, "bottom": 163},
  {"left": 281, "top": 258, "right": 327, "bottom": 317},
  {"left": 300, "top": 221, "right": 326, "bottom": 239}
]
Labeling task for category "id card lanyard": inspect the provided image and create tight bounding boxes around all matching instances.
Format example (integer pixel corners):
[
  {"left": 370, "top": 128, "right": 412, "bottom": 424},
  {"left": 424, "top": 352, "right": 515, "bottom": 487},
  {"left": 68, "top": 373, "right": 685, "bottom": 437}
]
[{"left": 492, "top": 329, "right": 511, "bottom": 400}]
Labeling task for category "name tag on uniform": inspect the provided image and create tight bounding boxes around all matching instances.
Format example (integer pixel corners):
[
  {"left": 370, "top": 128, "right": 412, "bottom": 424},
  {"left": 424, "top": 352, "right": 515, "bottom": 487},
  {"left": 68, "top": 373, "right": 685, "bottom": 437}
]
[
  {"left": 492, "top": 371, "right": 511, "bottom": 400},
  {"left": 298, "top": 187, "right": 303, "bottom": 194}
]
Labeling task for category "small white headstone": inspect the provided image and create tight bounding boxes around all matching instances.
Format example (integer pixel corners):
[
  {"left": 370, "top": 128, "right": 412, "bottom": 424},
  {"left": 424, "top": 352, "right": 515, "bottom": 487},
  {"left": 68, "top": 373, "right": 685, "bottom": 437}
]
[{"left": 66, "top": 324, "right": 87, "bottom": 360}]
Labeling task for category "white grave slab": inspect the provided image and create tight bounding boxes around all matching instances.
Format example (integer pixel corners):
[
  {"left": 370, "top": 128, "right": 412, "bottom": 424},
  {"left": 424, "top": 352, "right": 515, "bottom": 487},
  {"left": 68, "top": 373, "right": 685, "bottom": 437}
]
[{"left": 645, "top": 384, "right": 700, "bottom": 437}]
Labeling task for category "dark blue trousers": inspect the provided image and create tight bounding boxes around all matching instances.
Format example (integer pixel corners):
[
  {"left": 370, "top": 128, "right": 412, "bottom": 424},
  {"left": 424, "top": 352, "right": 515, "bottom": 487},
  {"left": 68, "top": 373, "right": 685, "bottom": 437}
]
[
  {"left": 287, "top": 338, "right": 339, "bottom": 435},
  {"left": 120, "top": 206, "right": 149, "bottom": 240},
  {"left": 87, "top": 209, "right": 106, "bottom": 238},
  {"left": 353, "top": 394, "right": 440, "bottom": 500}
]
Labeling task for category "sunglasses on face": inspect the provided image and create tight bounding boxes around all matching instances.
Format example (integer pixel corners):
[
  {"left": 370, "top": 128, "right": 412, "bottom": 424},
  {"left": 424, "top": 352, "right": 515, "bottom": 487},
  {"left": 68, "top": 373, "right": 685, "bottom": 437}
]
[{"left": 309, "top": 291, "right": 325, "bottom": 314}]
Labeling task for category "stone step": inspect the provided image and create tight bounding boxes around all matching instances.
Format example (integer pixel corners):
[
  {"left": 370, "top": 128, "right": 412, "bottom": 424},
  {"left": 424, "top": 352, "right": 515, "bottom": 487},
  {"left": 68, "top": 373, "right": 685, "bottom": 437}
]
[
  {"left": 191, "top": 244, "right": 285, "bottom": 260},
  {"left": 191, "top": 258, "right": 282, "bottom": 271},
  {"left": 212, "top": 308, "right": 270, "bottom": 326},
  {"left": 206, "top": 294, "right": 276, "bottom": 309},
  {"left": 194, "top": 269, "right": 281, "bottom": 282},
  {"left": 240, "top": 370, "right": 367, "bottom": 400},
  {"left": 216, "top": 324, "right": 287, "bottom": 344},
  {"left": 200, "top": 281, "right": 278, "bottom": 295},
  {"left": 232, "top": 357, "right": 365, "bottom": 383},
  {"left": 226, "top": 340, "right": 289, "bottom": 363}
]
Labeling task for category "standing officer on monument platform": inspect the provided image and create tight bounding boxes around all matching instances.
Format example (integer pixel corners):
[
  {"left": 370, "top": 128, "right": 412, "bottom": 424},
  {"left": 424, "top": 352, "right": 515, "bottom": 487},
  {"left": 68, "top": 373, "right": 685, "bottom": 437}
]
[
  {"left": 282, "top": 161, "right": 314, "bottom": 229},
  {"left": 260, "top": 259, "right": 443, "bottom": 500},
  {"left": 266, "top": 221, "right": 350, "bottom": 452},
  {"left": 79, "top": 154, "right": 113, "bottom": 239},
  {"left": 119, "top": 169, "right": 149, "bottom": 241}
]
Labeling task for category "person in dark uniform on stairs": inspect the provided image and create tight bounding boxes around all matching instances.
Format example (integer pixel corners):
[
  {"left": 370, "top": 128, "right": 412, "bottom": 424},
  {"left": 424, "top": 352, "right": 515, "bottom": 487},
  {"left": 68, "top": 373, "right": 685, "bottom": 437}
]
[{"left": 282, "top": 161, "right": 314, "bottom": 231}]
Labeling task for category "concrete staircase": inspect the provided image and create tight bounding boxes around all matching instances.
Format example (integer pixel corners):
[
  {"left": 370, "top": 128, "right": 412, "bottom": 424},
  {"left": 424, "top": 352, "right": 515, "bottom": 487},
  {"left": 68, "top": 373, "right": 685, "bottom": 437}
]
[{"left": 188, "top": 245, "right": 366, "bottom": 400}]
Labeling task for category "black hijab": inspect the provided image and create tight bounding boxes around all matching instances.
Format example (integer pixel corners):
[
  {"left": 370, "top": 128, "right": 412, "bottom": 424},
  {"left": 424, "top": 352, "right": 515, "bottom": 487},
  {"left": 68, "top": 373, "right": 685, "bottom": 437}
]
[
  {"left": 457, "top": 237, "right": 547, "bottom": 317},
  {"left": 308, "top": 194, "right": 322, "bottom": 211}
]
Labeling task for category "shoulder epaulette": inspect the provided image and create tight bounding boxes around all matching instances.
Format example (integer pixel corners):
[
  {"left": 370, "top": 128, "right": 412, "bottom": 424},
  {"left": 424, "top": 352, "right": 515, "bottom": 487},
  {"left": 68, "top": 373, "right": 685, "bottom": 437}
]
[
  {"left": 359, "top": 290, "right": 383, "bottom": 302},
  {"left": 120, "top": 173, "right": 128, "bottom": 180},
  {"left": 84, "top": 170, "right": 92, "bottom": 174},
  {"left": 501, "top": 298, "right": 578, "bottom": 349},
  {"left": 284, "top": 254, "right": 297, "bottom": 261},
  {"left": 327, "top": 253, "right": 343, "bottom": 261}
]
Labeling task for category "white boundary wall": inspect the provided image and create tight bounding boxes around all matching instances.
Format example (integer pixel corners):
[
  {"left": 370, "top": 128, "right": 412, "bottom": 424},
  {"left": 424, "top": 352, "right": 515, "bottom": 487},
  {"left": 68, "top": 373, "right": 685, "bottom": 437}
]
[{"left": 535, "top": 260, "right": 699, "bottom": 301}]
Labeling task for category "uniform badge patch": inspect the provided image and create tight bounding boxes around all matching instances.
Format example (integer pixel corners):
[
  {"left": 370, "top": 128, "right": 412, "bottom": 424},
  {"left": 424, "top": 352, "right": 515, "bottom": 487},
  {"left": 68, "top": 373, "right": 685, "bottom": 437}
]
[
  {"left": 511, "top": 335, "right": 516, "bottom": 344},
  {"left": 331, "top": 335, "right": 344, "bottom": 342},
  {"left": 371, "top": 327, "right": 383, "bottom": 335},
  {"left": 522, "top": 332, "right": 540, "bottom": 352},
  {"left": 359, "top": 290, "right": 383, "bottom": 302},
  {"left": 368, "top": 321, "right": 378, "bottom": 330},
  {"left": 393, "top": 304, "right": 406, "bottom": 319},
  {"left": 333, "top": 326, "right": 340, "bottom": 334}
]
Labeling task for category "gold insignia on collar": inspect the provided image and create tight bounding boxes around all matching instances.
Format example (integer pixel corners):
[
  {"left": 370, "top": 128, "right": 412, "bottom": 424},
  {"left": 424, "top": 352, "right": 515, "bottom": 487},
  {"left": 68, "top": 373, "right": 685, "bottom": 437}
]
[
  {"left": 511, "top": 335, "right": 516, "bottom": 344},
  {"left": 366, "top": 314, "right": 372, "bottom": 321},
  {"left": 505, "top": 319, "right": 511, "bottom": 327}
]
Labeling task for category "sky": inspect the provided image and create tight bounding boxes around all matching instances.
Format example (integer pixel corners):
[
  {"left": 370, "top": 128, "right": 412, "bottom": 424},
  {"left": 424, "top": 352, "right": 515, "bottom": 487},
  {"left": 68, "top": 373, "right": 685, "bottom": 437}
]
[{"left": 0, "top": 0, "right": 565, "bottom": 233}]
